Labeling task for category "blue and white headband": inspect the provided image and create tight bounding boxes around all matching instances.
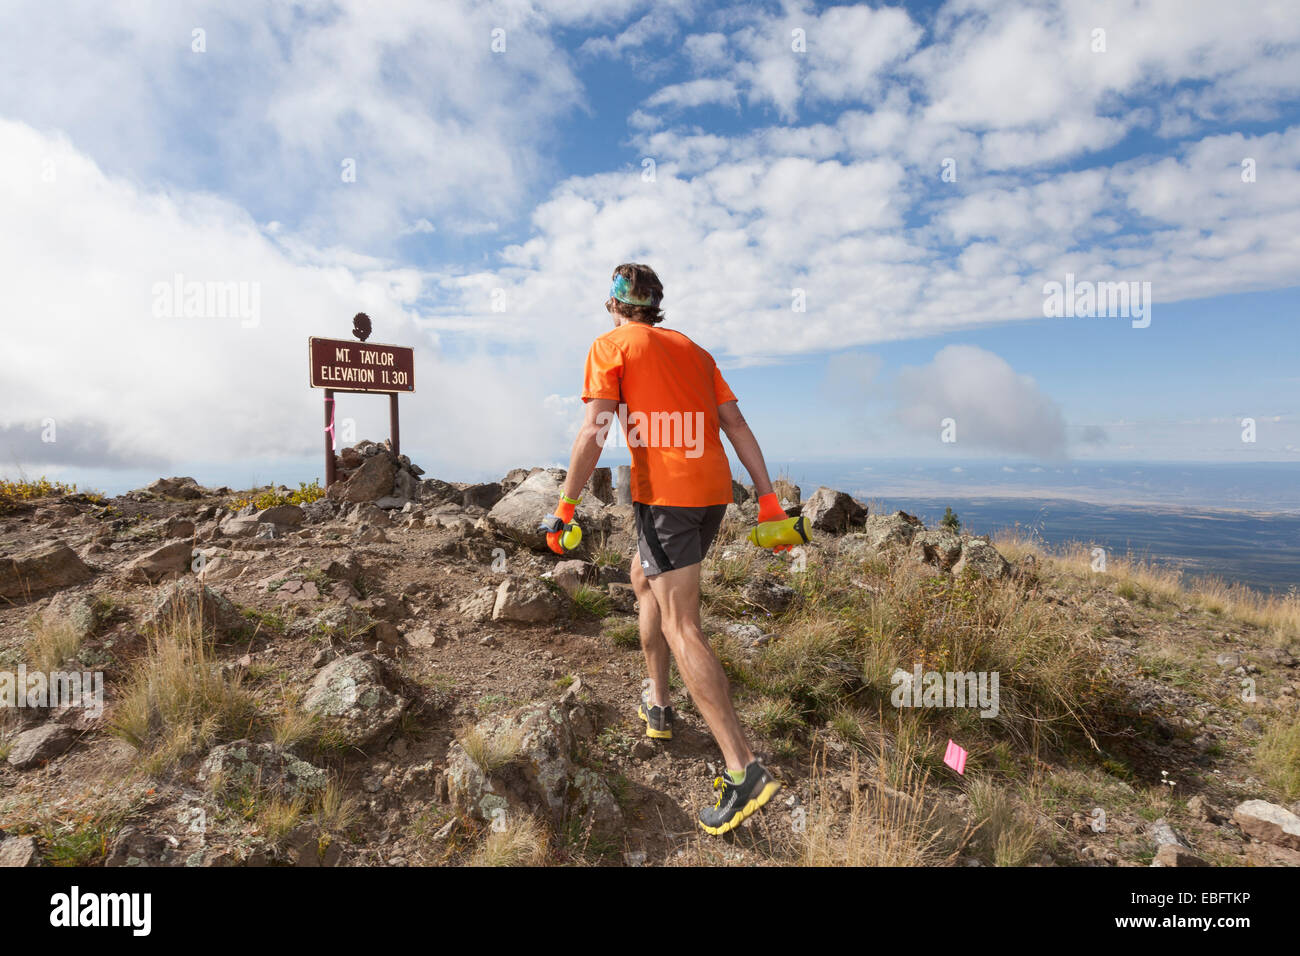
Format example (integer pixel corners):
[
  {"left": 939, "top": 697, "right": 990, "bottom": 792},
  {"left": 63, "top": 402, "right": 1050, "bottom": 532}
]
[{"left": 610, "top": 273, "right": 658, "bottom": 307}]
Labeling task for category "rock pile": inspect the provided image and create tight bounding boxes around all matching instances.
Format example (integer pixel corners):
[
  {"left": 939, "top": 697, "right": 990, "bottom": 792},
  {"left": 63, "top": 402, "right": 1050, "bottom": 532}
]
[{"left": 327, "top": 440, "right": 425, "bottom": 508}]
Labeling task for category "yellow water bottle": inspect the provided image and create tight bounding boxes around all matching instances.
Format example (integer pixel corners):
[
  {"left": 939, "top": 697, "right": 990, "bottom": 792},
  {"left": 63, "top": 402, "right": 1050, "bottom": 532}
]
[{"left": 748, "top": 515, "right": 811, "bottom": 549}]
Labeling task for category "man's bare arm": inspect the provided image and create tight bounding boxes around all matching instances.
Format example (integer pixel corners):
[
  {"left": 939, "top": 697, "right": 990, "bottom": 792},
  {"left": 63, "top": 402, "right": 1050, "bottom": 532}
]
[
  {"left": 718, "top": 400, "right": 774, "bottom": 498},
  {"left": 563, "top": 398, "right": 619, "bottom": 501}
]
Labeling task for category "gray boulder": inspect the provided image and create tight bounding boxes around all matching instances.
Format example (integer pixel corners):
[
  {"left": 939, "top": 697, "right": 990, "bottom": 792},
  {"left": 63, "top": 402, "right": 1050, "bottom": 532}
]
[
  {"left": 146, "top": 579, "right": 245, "bottom": 640},
  {"left": 865, "top": 511, "right": 923, "bottom": 550},
  {"left": 801, "top": 486, "right": 867, "bottom": 533},
  {"left": 446, "top": 702, "right": 623, "bottom": 844},
  {"left": 486, "top": 469, "right": 610, "bottom": 549},
  {"left": 911, "top": 529, "right": 963, "bottom": 571},
  {"left": 743, "top": 577, "right": 796, "bottom": 614},
  {"left": 198, "top": 740, "right": 329, "bottom": 798},
  {"left": 302, "top": 652, "right": 407, "bottom": 747},
  {"left": 43, "top": 591, "right": 100, "bottom": 644},
  {"left": 953, "top": 538, "right": 1011, "bottom": 580}
]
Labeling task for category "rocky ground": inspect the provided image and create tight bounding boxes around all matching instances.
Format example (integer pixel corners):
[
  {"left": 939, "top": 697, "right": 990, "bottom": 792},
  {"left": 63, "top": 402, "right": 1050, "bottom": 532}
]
[{"left": 1, "top": 442, "right": 1298, "bottom": 868}]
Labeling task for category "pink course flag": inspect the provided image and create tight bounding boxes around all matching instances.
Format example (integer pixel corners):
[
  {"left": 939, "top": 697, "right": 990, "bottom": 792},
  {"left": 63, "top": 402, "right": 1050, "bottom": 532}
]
[
  {"left": 325, "top": 397, "right": 337, "bottom": 452},
  {"left": 944, "top": 739, "right": 968, "bottom": 775}
]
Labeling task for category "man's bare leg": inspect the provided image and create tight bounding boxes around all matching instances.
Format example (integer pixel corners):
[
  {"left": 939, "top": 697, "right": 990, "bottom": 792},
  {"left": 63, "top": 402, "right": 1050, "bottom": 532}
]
[
  {"left": 630, "top": 559, "right": 670, "bottom": 708},
  {"left": 645, "top": 563, "right": 755, "bottom": 772}
]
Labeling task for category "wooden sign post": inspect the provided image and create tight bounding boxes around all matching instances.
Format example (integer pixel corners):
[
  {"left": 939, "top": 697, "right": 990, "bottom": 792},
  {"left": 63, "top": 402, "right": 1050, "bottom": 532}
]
[{"left": 309, "top": 332, "right": 415, "bottom": 489}]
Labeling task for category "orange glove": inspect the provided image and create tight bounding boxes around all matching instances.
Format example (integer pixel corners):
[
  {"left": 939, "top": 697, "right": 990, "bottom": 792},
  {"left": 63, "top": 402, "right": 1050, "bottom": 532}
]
[
  {"left": 756, "top": 492, "right": 793, "bottom": 553},
  {"left": 543, "top": 497, "right": 577, "bottom": 555}
]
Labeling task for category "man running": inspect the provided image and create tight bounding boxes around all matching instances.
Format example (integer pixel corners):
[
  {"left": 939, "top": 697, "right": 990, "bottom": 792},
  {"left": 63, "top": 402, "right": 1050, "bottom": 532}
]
[{"left": 543, "top": 262, "right": 788, "bottom": 835}]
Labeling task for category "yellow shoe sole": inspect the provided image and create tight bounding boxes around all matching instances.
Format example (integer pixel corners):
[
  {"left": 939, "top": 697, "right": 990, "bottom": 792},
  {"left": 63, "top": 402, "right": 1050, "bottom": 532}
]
[
  {"left": 638, "top": 703, "right": 673, "bottom": 740},
  {"left": 699, "top": 779, "right": 782, "bottom": 836}
]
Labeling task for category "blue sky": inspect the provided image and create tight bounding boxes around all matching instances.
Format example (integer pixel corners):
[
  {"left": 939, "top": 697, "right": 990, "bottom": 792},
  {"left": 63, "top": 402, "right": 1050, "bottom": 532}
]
[{"left": 0, "top": 0, "right": 1297, "bottom": 495}]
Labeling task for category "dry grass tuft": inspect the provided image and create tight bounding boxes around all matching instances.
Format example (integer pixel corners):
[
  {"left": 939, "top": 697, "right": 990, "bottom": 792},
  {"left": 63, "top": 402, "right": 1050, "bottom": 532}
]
[
  {"left": 799, "top": 747, "right": 966, "bottom": 867},
  {"left": 457, "top": 722, "right": 525, "bottom": 772},
  {"left": 470, "top": 814, "right": 549, "bottom": 866},
  {"left": 109, "top": 605, "right": 259, "bottom": 772},
  {"left": 25, "top": 617, "right": 82, "bottom": 672}
]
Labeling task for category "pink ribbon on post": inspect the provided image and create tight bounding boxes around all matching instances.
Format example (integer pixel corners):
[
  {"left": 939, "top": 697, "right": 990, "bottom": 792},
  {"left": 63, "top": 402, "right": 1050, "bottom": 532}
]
[
  {"left": 943, "top": 739, "right": 968, "bottom": 775},
  {"left": 325, "top": 397, "right": 337, "bottom": 451}
]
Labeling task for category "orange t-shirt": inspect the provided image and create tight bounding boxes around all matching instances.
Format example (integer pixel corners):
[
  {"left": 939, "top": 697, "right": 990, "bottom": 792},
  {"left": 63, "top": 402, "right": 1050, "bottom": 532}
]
[{"left": 582, "top": 322, "right": 736, "bottom": 507}]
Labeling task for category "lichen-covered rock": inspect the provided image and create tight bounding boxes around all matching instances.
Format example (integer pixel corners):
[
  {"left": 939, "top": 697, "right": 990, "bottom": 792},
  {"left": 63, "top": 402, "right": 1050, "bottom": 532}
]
[
  {"left": 146, "top": 579, "right": 245, "bottom": 640},
  {"left": 43, "top": 590, "right": 100, "bottom": 643},
  {"left": 801, "top": 486, "right": 867, "bottom": 533},
  {"left": 493, "top": 576, "right": 566, "bottom": 623},
  {"left": 301, "top": 652, "right": 406, "bottom": 747},
  {"left": 723, "top": 621, "right": 772, "bottom": 648},
  {"left": 198, "top": 740, "right": 328, "bottom": 798},
  {"left": 865, "top": 511, "right": 923, "bottom": 550},
  {"left": 445, "top": 702, "right": 623, "bottom": 843},
  {"left": 910, "top": 529, "right": 963, "bottom": 571},
  {"left": 742, "top": 577, "right": 796, "bottom": 614},
  {"left": 953, "top": 538, "right": 1011, "bottom": 580},
  {"left": 105, "top": 826, "right": 174, "bottom": 867}
]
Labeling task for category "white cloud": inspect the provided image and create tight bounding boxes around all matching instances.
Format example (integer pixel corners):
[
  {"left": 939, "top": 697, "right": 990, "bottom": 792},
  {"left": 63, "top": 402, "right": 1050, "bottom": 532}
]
[
  {"left": 0, "top": 0, "right": 591, "bottom": 247},
  {"left": 895, "top": 346, "right": 1068, "bottom": 458},
  {"left": 645, "top": 78, "right": 740, "bottom": 111},
  {"left": 0, "top": 121, "right": 587, "bottom": 476}
]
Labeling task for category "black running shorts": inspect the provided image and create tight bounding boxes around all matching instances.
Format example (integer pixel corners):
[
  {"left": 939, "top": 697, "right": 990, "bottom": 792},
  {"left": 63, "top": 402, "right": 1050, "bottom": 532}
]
[{"left": 633, "top": 502, "right": 728, "bottom": 576}]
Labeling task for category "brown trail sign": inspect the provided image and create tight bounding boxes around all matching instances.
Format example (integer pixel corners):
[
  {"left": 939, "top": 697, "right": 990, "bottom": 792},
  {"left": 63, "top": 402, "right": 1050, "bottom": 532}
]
[{"left": 309, "top": 331, "right": 415, "bottom": 488}]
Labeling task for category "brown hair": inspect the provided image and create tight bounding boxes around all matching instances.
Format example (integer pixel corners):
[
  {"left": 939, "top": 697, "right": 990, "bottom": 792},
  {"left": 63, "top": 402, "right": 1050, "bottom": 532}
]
[{"left": 607, "top": 262, "right": 665, "bottom": 325}]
